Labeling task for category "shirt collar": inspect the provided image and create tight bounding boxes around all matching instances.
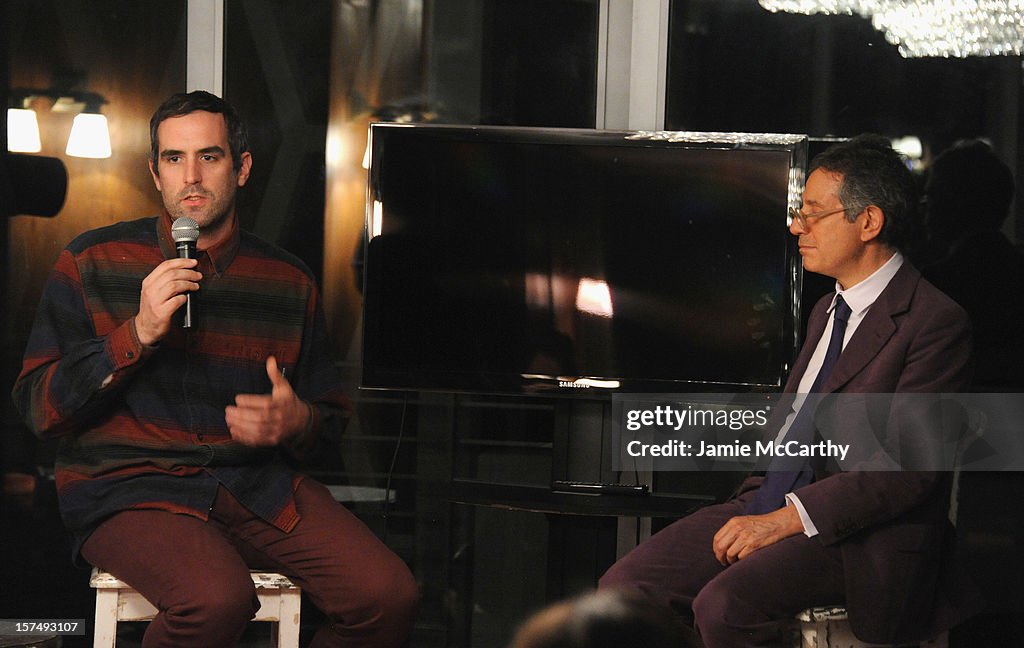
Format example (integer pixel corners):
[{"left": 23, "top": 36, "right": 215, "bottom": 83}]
[
  {"left": 828, "top": 250, "right": 904, "bottom": 317},
  {"left": 157, "top": 211, "right": 240, "bottom": 278}
]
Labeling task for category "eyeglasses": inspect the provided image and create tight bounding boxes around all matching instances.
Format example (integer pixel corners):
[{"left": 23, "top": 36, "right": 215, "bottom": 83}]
[{"left": 788, "top": 206, "right": 851, "bottom": 230}]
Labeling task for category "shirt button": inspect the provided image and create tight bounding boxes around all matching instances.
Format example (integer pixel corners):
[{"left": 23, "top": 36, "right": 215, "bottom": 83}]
[{"left": 126, "top": 351, "right": 135, "bottom": 359}]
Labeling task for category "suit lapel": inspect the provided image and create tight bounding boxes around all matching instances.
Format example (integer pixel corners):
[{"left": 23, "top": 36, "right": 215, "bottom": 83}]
[{"left": 822, "top": 263, "right": 919, "bottom": 392}]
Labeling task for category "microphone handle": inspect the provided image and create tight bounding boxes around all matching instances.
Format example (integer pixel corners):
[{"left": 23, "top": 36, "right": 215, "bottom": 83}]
[{"left": 177, "top": 242, "right": 196, "bottom": 328}]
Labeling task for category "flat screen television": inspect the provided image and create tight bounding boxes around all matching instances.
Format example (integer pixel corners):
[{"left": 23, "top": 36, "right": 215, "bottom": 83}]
[{"left": 361, "top": 125, "right": 807, "bottom": 395}]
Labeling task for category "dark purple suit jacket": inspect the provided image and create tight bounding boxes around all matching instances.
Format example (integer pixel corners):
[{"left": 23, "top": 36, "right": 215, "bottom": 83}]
[{"left": 778, "top": 262, "right": 981, "bottom": 642}]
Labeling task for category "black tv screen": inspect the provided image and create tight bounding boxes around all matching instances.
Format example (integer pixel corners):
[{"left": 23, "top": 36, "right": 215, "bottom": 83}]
[{"left": 361, "top": 125, "right": 806, "bottom": 394}]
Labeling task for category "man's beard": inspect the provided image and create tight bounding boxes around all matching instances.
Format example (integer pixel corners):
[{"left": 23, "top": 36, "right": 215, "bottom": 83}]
[{"left": 165, "top": 184, "right": 234, "bottom": 229}]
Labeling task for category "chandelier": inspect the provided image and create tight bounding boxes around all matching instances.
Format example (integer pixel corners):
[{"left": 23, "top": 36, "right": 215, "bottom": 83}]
[{"left": 757, "top": 0, "right": 1024, "bottom": 58}]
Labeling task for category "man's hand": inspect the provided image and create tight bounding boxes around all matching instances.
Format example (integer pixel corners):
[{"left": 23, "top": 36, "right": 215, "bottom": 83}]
[
  {"left": 134, "top": 258, "right": 201, "bottom": 346},
  {"left": 712, "top": 503, "right": 804, "bottom": 565},
  {"left": 226, "top": 356, "right": 312, "bottom": 447}
]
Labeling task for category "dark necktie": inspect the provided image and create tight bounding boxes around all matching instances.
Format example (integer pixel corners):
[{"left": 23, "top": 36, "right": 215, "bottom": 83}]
[{"left": 745, "top": 295, "right": 853, "bottom": 514}]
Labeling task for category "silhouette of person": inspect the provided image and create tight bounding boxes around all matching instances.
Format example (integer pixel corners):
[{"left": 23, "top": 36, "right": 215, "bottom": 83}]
[
  {"left": 921, "top": 139, "right": 1024, "bottom": 391},
  {"left": 508, "top": 590, "right": 693, "bottom": 648},
  {"left": 922, "top": 140, "right": 1024, "bottom": 646}
]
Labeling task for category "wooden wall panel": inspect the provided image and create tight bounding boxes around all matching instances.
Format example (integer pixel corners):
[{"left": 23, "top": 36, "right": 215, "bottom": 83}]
[{"left": 4, "top": 0, "right": 186, "bottom": 350}]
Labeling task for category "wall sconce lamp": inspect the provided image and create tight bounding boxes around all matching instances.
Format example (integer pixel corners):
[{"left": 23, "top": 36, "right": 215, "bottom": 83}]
[
  {"left": 7, "top": 106, "right": 41, "bottom": 153},
  {"left": 7, "top": 85, "right": 112, "bottom": 159}
]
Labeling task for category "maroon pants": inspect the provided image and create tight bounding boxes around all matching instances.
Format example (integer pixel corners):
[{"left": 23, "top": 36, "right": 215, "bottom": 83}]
[
  {"left": 599, "top": 490, "right": 845, "bottom": 648},
  {"left": 82, "top": 479, "right": 418, "bottom": 648}
]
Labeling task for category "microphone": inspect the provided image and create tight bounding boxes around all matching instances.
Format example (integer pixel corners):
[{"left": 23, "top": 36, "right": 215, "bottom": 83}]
[{"left": 171, "top": 217, "right": 200, "bottom": 328}]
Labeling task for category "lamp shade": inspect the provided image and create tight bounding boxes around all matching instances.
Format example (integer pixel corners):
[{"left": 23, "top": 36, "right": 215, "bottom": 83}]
[
  {"left": 7, "top": 108, "right": 42, "bottom": 153},
  {"left": 66, "top": 112, "right": 111, "bottom": 158}
]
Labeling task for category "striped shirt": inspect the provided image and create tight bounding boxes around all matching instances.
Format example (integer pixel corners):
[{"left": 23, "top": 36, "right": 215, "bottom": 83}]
[{"left": 12, "top": 213, "right": 350, "bottom": 557}]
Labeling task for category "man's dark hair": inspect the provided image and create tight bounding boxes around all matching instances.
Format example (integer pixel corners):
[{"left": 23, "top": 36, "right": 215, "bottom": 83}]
[
  {"left": 149, "top": 91, "right": 249, "bottom": 175},
  {"left": 809, "top": 133, "right": 918, "bottom": 251}
]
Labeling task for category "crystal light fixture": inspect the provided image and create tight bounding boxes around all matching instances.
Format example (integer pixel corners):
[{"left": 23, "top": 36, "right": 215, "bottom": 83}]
[{"left": 758, "top": 0, "right": 1024, "bottom": 58}]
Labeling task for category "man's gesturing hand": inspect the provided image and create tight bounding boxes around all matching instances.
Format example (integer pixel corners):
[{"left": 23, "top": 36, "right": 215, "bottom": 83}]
[
  {"left": 226, "top": 356, "right": 312, "bottom": 447},
  {"left": 712, "top": 504, "right": 804, "bottom": 565},
  {"left": 134, "top": 257, "right": 201, "bottom": 346}
]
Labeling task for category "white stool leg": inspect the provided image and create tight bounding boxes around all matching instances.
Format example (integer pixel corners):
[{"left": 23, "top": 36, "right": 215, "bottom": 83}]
[
  {"left": 277, "top": 588, "right": 302, "bottom": 648},
  {"left": 93, "top": 587, "right": 120, "bottom": 648}
]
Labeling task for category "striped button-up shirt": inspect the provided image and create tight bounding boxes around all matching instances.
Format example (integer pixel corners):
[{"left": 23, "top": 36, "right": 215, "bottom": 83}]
[{"left": 13, "top": 213, "right": 350, "bottom": 557}]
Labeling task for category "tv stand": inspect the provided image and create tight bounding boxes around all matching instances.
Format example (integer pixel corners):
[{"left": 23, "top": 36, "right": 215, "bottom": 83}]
[{"left": 340, "top": 390, "right": 744, "bottom": 646}]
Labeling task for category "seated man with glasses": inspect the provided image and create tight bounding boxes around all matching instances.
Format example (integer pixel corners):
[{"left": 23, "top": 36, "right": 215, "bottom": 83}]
[{"left": 599, "top": 134, "right": 981, "bottom": 648}]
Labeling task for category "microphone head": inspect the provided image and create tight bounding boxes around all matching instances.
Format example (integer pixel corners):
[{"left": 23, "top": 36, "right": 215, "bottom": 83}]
[{"left": 171, "top": 216, "right": 200, "bottom": 244}]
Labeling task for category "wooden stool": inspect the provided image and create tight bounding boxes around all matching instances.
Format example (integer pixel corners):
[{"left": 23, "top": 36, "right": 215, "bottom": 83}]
[{"left": 89, "top": 568, "right": 301, "bottom": 647}]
